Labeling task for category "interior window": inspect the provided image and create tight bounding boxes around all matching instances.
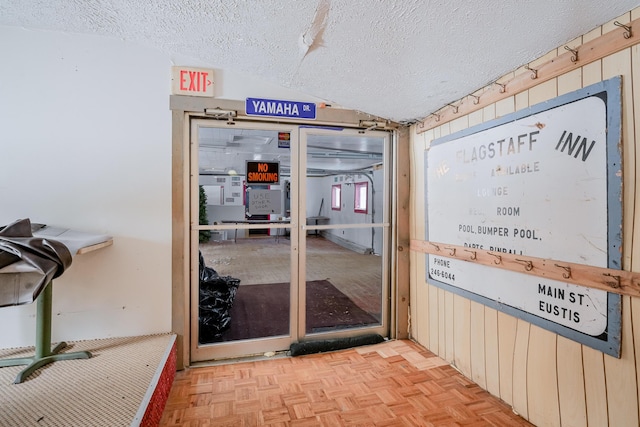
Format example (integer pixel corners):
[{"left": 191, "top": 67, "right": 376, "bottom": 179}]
[
  {"left": 331, "top": 184, "right": 341, "bottom": 210},
  {"left": 354, "top": 182, "right": 368, "bottom": 213}
]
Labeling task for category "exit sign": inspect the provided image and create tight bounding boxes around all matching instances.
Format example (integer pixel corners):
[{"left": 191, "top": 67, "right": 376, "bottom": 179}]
[{"left": 171, "top": 66, "right": 214, "bottom": 97}]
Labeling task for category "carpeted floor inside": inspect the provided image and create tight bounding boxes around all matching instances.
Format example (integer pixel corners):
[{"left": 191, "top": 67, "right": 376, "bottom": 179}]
[
  {"left": 201, "top": 280, "right": 379, "bottom": 343},
  {"left": 0, "top": 334, "right": 175, "bottom": 427}
]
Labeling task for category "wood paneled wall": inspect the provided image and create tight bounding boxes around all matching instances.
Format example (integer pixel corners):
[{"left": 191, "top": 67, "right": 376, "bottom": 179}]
[{"left": 409, "top": 8, "right": 640, "bottom": 427}]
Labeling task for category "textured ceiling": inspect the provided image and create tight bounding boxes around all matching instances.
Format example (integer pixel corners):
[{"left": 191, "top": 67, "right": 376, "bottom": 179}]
[{"left": 1, "top": 0, "right": 638, "bottom": 123}]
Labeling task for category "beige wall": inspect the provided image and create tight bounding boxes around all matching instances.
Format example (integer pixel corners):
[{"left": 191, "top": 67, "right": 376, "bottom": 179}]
[{"left": 409, "top": 8, "right": 640, "bottom": 427}]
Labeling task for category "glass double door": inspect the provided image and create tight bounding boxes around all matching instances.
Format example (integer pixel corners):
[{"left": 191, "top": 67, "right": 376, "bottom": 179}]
[{"left": 190, "top": 120, "right": 390, "bottom": 362}]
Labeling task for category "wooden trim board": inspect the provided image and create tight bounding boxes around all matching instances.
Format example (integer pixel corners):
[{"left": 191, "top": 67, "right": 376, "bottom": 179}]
[
  {"left": 416, "top": 16, "right": 639, "bottom": 132},
  {"left": 410, "top": 239, "right": 640, "bottom": 298}
]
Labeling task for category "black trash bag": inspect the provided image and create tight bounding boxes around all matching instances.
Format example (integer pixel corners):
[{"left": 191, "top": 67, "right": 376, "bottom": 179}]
[
  {"left": 198, "top": 251, "right": 240, "bottom": 343},
  {"left": 199, "top": 251, "right": 217, "bottom": 283}
]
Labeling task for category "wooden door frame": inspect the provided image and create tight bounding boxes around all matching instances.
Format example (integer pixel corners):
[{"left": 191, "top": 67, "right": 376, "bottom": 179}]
[{"left": 170, "top": 96, "right": 409, "bottom": 368}]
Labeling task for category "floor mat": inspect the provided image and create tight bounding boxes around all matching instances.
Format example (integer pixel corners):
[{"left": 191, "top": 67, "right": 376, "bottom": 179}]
[{"left": 202, "top": 279, "right": 379, "bottom": 343}]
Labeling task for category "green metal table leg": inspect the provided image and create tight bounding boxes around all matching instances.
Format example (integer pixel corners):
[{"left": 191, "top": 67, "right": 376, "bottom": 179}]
[{"left": 0, "top": 281, "right": 92, "bottom": 384}]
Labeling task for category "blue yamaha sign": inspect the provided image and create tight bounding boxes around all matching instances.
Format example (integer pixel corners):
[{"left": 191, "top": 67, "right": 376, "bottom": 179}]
[{"left": 245, "top": 97, "right": 316, "bottom": 119}]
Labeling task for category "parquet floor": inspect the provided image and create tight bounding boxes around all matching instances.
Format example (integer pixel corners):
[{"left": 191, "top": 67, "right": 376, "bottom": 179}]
[{"left": 160, "top": 339, "right": 533, "bottom": 426}]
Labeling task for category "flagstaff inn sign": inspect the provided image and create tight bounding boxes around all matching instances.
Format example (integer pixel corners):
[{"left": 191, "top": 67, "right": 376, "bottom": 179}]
[{"left": 425, "top": 77, "right": 623, "bottom": 356}]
